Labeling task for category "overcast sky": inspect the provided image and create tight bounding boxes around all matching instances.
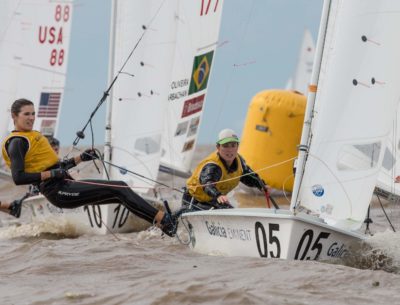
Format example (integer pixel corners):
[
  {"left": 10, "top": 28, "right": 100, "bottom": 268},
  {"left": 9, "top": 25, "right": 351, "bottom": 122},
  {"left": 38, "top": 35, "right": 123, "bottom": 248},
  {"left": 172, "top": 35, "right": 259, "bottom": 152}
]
[{"left": 58, "top": 0, "right": 323, "bottom": 146}]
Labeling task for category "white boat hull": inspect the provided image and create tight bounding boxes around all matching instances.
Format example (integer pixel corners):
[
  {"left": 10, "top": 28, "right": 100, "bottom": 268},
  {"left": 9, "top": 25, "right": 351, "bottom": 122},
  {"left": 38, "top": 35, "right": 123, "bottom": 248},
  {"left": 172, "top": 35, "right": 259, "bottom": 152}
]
[
  {"left": 27, "top": 194, "right": 159, "bottom": 234},
  {"left": 181, "top": 209, "right": 365, "bottom": 260}
]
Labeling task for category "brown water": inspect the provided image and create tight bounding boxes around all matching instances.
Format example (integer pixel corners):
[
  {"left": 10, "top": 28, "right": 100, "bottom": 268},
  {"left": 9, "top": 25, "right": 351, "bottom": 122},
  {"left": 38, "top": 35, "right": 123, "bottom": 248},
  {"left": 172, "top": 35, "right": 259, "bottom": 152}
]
[{"left": 1, "top": 146, "right": 400, "bottom": 304}]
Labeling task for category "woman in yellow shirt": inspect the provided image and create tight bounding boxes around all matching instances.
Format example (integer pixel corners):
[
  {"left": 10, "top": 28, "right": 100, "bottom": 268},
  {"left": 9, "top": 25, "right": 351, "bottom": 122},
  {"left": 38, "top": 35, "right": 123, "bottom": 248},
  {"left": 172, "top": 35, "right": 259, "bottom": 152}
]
[
  {"left": 0, "top": 98, "right": 177, "bottom": 236},
  {"left": 183, "top": 129, "right": 268, "bottom": 210}
]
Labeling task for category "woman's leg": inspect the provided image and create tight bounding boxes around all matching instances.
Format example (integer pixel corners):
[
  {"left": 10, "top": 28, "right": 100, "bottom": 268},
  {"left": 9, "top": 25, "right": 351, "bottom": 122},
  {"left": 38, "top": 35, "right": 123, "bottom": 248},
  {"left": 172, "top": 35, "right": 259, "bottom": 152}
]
[
  {"left": 41, "top": 179, "right": 178, "bottom": 235},
  {"left": 0, "top": 199, "right": 23, "bottom": 218},
  {"left": 0, "top": 200, "right": 10, "bottom": 214},
  {"left": 42, "top": 179, "right": 159, "bottom": 223}
]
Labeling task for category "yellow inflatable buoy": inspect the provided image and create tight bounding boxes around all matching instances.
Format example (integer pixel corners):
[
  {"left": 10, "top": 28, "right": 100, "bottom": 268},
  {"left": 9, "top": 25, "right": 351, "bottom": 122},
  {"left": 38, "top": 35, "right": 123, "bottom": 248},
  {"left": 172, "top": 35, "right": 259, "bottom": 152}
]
[{"left": 239, "top": 90, "right": 306, "bottom": 192}]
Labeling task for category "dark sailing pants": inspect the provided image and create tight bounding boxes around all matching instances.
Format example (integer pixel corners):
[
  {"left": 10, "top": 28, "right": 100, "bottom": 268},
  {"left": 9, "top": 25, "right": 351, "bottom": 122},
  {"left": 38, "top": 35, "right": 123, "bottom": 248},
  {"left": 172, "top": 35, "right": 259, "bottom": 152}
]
[{"left": 40, "top": 178, "right": 159, "bottom": 223}]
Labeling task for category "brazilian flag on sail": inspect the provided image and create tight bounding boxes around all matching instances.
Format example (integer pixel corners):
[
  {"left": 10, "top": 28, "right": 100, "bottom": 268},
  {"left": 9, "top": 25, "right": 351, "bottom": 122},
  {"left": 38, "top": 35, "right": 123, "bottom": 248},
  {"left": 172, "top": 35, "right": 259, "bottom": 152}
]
[{"left": 188, "top": 51, "right": 214, "bottom": 95}]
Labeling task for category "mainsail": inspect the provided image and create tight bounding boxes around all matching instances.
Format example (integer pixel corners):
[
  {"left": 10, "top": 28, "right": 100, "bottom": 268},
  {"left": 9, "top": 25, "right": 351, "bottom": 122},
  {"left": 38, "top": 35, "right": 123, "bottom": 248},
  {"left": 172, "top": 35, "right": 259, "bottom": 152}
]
[
  {"left": 292, "top": 0, "right": 400, "bottom": 230},
  {"left": 159, "top": 0, "right": 225, "bottom": 177},
  {"left": 106, "top": 0, "right": 178, "bottom": 192}
]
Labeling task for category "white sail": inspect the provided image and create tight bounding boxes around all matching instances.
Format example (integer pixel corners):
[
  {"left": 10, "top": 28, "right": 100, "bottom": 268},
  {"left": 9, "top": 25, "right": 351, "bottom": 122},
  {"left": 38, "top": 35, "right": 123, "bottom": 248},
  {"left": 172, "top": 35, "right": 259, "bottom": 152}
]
[
  {"left": 375, "top": 106, "right": 400, "bottom": 200},
  {"left": 286, "top": 29, "right": 315, "bottom": 95},
  {"left": 0, "top": 0, "right": 73, "bottom": 136},
  {"left": 159, "top": 0, "right": 225, "bottom": 176},
  {"left": 0, "top": 0, "right": 73, "bottom": 171},
  {"left": 0, "top": 2, "right": 18, "bottom": 171},
  {"left": 107, "top": 0, "right": 178, "bottom": 192},
  {"left": 0, "top": 2, "right": 16, "bottom": 138},
  {"left": 294, "top": 0, "right": 400, "bottom": 230}
]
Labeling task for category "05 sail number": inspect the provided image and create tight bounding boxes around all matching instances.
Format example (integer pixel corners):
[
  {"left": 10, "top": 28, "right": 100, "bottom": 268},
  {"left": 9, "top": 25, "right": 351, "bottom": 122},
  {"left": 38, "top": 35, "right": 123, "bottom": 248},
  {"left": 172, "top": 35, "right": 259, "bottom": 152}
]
[{"left": 255, "top": 222, "right": 331, "bottom": 260}]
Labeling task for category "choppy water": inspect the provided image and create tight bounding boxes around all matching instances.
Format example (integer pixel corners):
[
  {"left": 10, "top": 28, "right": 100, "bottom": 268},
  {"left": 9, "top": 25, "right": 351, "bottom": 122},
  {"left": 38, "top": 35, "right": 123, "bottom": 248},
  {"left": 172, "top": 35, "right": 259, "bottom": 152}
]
[
  {"left": 1, "top": 214, "right": 400, "bottom": 305},
  {"left": 1, "top": 147, "right": 400, "bottom": 304}
]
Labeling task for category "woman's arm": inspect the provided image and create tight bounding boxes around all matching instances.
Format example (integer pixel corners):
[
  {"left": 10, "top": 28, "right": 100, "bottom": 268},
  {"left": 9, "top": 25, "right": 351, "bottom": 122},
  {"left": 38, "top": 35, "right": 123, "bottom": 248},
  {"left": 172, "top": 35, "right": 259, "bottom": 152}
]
[{"left": 7, "top": 137, "right": 41, "bottom": 185}]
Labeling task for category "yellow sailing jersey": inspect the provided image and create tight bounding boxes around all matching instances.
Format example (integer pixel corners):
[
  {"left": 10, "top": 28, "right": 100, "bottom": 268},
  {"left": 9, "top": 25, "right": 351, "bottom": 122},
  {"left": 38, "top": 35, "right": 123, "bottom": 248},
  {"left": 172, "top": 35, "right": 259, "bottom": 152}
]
[
  {"left": 187, "top": 151, "right": 243, "bottom": 202},
  {"left": 2, "top": 130, "right": 59, "bottom": 173}
]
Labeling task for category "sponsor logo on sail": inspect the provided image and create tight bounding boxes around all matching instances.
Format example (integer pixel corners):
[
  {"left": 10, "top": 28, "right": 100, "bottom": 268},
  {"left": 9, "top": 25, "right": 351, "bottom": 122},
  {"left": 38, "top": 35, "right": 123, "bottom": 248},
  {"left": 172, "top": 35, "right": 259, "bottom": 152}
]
[
  {"left": 40, "top": 119, "right": 56, "bottom": 136},
  {"left": 182, "top": 139, "right": 195, "bottom": 152},
  {"left": 181, "top": 95, "right": 205, "bottom": 118},
  {"left": 312, "top": 184, "right": 324, "bottom": 197},
  {"left": 187, "top": 117, "right": 200, "bottom": 137},
  {"left": 174, "top": 121, "right": 189, "bottom": 136}
]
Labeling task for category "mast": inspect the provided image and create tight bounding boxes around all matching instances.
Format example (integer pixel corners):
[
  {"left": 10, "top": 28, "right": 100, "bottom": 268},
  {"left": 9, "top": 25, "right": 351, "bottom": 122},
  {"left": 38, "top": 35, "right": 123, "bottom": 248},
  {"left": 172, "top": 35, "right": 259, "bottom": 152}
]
[
  {"left": 103, "top": 0, "right": 117, "bottom": 177},
  {"left": 290, "top": 0, "right": 332, "bottom": 212}
]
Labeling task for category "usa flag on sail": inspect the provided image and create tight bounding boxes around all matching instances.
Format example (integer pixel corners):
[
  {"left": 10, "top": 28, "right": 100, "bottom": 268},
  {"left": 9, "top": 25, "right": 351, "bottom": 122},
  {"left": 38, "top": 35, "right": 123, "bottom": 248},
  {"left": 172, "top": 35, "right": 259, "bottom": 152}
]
[{"left": 37, "top": 92, "right": 61, "bottom": 118}]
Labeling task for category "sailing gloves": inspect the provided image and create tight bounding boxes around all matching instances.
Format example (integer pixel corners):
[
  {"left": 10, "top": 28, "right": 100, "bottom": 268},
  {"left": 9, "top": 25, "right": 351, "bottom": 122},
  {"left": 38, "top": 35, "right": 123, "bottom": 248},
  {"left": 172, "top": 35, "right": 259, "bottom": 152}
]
[
  {"left": 9, "top": 199, "right": 23, "bottom": 218},
  {"left": 80, "top": 149, "right": 99, "bottom": 162},
  {"left": 160, "top": 212, "right": 178, "bottom": 237},
  {"left": 50, "top": 168, "right": 68, "bottom": 179}
]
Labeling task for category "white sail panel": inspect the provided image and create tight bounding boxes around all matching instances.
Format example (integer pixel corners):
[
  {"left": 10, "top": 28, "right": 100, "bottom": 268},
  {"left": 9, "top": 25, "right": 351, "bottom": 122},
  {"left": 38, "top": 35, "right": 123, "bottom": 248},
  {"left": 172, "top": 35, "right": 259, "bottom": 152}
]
[
  {"left": 0, "top": 0, "right": 72, "bottom": 174},
  {"left": 160, "top": 0, "right": 224, "bottom": 176},
  {"left": 375, "top": 107, "right": 400, "bottom": 200},
  {"left": 2, "top": 1, "right": 72, "bottom": 136},
  {"left": 0, "top": 1, "right": 21, "bottom": 141},
  {"left": 109, "top": 0, "right": 178, "bottom": 191},
  {"left": 297, "top": 0, "right": 400, "bottom": 229}
]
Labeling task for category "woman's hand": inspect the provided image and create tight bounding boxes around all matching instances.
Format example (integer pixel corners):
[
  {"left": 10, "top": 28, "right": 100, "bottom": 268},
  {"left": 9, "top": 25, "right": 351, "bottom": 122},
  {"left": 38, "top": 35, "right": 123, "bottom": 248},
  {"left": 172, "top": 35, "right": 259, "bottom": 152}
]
[
  {"left": 80, "top": 149, "right": 99, "bottom": 162},
  {"left": 217, "top": 195, "right": 230, "bottom": 205}
]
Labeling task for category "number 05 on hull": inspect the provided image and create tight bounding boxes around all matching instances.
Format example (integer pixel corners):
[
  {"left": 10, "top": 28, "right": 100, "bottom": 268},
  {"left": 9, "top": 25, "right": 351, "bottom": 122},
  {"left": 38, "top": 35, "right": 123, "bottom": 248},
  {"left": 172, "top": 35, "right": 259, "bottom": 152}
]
[{"left": 181, "top": 209, "right": 364, "bottom": 260}]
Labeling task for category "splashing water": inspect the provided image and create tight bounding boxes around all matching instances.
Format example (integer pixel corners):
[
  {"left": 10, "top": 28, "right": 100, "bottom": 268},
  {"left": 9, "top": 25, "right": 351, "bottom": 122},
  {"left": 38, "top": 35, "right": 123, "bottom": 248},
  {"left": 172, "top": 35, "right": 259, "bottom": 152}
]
[
  {"left": 0, "top": 215, "right": 96, "bottom": 240},
  {"left": 338, "top": 231, "right": 400, "bottom": 273}
]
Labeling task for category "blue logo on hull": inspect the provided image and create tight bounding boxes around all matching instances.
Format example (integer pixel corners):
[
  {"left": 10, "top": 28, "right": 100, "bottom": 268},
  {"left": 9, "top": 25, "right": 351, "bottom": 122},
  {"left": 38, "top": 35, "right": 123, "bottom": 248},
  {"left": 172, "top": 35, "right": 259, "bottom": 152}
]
[{"left": 312, "top": 184, "right": 324, "bottom": 197}]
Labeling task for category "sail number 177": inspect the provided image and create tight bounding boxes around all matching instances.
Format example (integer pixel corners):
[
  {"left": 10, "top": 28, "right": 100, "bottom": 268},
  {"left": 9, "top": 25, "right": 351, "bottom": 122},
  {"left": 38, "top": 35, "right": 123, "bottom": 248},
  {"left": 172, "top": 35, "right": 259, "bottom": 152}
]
[{"left": 200, "top": 0, "right": 219, "bottom": 15}]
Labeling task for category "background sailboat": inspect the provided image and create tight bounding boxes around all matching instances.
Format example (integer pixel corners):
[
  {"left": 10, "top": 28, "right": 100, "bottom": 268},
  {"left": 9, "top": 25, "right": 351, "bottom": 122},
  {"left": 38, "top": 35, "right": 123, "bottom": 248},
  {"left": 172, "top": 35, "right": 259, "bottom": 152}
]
[
  {"left": 0, "top": 0, "right": 73, "bottom": 174},
  {"left": 28, "top": 0, "right": 225, "bottom": 234},
  {"left": 97, "top": 0, "right": 225, "bottom": 233},
  {"left": 285, "top": 29, "right": 315, "bottom": 95}
]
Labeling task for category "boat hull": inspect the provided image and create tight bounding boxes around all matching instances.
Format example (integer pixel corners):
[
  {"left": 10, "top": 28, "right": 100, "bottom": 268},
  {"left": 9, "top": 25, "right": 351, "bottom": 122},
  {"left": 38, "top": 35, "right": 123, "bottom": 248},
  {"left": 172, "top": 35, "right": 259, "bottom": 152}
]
[
  {"left": 27, "top": 194, "right": 159, "bottom": 234},
  {"left": 181, "top": 209, "right": 365, "bottom": 260}
]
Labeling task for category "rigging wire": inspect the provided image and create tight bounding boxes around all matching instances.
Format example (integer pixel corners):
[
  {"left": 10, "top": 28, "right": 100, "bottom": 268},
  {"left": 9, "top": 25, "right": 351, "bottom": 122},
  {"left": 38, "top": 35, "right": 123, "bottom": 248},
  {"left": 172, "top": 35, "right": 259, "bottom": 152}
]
[{"left": 376, "top": 194, "right": 396, "bottom": 232}]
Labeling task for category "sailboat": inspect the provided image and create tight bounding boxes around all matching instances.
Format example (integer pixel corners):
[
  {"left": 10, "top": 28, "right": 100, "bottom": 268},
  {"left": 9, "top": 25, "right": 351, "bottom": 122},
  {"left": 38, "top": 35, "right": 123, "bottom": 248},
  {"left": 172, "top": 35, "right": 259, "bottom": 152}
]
[
  {"left": 180, "top": 0, "right": 400, "bottom": 260},
  {"left": 0, "top": 0, "right": 73, "bottom": 176},
  {"left": 27, "top": 0, "right": 225, "bottom": 234},
  {"left": 285, "top": 29, "right": 315, "bottom": 95}
]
